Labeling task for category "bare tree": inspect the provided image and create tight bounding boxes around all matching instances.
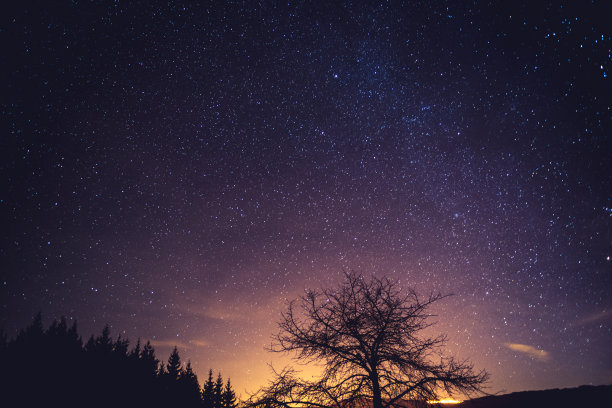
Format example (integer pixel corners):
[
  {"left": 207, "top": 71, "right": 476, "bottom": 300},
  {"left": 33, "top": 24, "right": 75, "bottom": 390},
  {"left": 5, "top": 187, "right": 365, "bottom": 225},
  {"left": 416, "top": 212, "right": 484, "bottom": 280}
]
[{"left": 246, "top": 271, "right": 488, "bottom": 408}]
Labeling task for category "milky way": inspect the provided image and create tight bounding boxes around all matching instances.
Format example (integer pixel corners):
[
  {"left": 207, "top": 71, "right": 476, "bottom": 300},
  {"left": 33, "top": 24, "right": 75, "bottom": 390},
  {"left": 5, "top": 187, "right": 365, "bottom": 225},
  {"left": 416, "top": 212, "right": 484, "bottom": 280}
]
[{"left": 1, "top": 0, "right": 611, "bottom": 396}]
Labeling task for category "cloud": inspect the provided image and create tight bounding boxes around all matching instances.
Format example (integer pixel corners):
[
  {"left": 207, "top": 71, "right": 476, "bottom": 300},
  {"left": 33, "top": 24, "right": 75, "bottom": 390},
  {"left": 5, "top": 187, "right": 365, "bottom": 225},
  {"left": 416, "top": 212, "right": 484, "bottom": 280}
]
[
  {"left": 181, "top": 296, "right": 284, "bottom": 322},
  {"left": 579, "top": 309, "right": 612, "bottom": 326},
  {"left": 505, "top": 343, "right": 550, "bottom": 361},
  {"left": 190, "top": 339, "right": 211, "bottom": 348},
  {"left": 151, "top": 339, "right": 192, "bottom": 349},
  {"left": 151, "top": 338, "right": 211, "bottom": 350}
]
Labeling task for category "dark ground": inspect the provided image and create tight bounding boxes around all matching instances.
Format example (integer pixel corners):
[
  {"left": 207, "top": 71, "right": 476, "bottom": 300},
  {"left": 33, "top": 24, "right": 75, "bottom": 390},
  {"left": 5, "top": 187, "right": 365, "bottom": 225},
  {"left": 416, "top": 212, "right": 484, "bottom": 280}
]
[{"left": 460, "top": 384, "right": 612, "bottom": 408}]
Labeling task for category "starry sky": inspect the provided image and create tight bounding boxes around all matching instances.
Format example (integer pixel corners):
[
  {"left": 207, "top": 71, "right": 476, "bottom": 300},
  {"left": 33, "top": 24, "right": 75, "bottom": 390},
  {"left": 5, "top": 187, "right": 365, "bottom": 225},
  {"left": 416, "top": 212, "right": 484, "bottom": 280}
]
[{"left": 1, "top": 0, "right": 611, "bottom": 398}]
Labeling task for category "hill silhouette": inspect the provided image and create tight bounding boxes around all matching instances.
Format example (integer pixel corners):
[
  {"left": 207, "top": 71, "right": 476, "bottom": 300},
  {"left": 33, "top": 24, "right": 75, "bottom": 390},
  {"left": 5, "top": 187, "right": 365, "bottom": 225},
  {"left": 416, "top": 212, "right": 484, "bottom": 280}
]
[
  {"left": 460, "top": 384, "right": 612, "bottom": 408},
  {"left": 290, "top": 385, "right": 612, "bottom": 408},
  {"left": 335, "top": 385, "right": 612, "bottom": 408}
]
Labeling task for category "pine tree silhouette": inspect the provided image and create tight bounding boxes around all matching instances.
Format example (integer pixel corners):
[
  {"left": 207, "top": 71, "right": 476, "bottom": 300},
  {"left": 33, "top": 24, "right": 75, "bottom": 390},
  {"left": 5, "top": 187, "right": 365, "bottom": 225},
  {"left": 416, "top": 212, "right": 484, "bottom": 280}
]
[
  {"left": 214, "top": 372, "right": 224, "bottom": 408},
  {"left": 180, "top": 361, "right": 203, "bottom": 406},
  {"left": 1, "top": 315, "right": 215, "bottom": 408},
  {"left": 141, "top": 340, "right": 160, "bottom": 376},
  {"left": 203, "top": 369, "right": 216, "bottom": 408},
  {"left": 130, "top": 338, "right": 142, "bottom": 361},
  {"left": 166, "top": 346, "right": 182, "bottom": 381},
  {"left": 223, "top": 378, "right": 238, "bottom": 408}
]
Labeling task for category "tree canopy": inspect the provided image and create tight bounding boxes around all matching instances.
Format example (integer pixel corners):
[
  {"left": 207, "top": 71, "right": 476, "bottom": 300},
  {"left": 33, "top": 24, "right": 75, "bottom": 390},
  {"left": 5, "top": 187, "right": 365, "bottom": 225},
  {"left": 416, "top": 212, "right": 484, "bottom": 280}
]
[{"left": 246, "top": 271, "right": 488, "bottom": 408}]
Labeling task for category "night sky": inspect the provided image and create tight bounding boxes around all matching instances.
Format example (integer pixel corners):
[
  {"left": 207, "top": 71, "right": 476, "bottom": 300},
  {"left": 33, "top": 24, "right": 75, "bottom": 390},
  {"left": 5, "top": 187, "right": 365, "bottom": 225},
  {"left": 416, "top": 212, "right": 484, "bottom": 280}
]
[{"left": 1, "top": 0, "right": 611, "bottom": 398}]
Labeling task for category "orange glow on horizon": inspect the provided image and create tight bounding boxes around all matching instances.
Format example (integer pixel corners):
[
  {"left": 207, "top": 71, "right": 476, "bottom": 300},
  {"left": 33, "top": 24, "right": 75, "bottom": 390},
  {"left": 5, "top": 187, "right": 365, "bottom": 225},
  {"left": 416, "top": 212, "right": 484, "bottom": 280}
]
[{"left": 427, "top": 398, "right": 462, "bottom": 404}]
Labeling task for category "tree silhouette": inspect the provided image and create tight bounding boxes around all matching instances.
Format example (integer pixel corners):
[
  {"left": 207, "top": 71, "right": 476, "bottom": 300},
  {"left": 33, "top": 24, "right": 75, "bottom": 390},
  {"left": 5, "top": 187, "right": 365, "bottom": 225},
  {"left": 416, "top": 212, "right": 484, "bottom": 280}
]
[
  {"left": 223, "top": 378, "right": 238, "bottom": 408},
  {"left": 141, "top": 340, "right": 160, "bottom": 376},
  {"left": 214, "top": 372, "right": 225, "bottom": 408},
  {"left": 166, "top": 346, "right": 182, "bottom": 381},
  {"left": 180, "top": 361, "right": 204, "bottom": 406},
  {"left": 203, "top": 369, "right": 216, "bottom": 408},
  {"left": 246, "top": 271, "right": 488, "bottom": 408},
  {"left": 85, "top": 324, "right": 113, "bottom": 355},
  {"left": 1, "top": 314, "right": 231, "bottom": 408}
]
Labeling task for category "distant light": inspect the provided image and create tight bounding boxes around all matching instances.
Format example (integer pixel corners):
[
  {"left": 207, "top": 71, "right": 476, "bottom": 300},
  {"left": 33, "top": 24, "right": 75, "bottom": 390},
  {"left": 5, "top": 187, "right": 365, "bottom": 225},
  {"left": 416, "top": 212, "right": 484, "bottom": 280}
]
[{"left": 427, "top": 399, "right": 462, "bottom": 404}]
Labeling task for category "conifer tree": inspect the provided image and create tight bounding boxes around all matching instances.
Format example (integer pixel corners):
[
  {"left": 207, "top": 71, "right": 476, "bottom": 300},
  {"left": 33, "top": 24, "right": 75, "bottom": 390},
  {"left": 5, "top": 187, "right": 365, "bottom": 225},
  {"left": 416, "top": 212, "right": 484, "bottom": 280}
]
[
  {"left": 114, "top": 335, "right": 130, "bottom": 356},
  {"left": 182, "top": 361, "right": 200, "bottom": 389},
  {"left": 166, "top": 346, "right": 182, "bottom": 381},
  {"left": 85, "top": 324, "right": 113, "bottom": 355},
  {"left": 46, "top": 317, "right": 81, "bottom": 352},
  {"left": 214, "top": 372, "right": 224, "bottom": 408},
  {"left": 130, "top": 338, "right": 142, "bottom": 361},
  {"left": 15, "top": 312, "right": 44, "bottom": 347},
  {"left": 141, "top": 340, "right": 159, "bottom": 376},
  {"left": 67, "top": 320, "right": 80, "bottom": 346},
  {"left": 46, "top": 316, "right": 66, "bottom": 337},
  {"left": 203, "top": 369, "right": 216, "bottom": 408},
  {"left": 99, "top": 325, "right": 113, "bottom": 353},
  {"left": 223, "top": 378, "right": 237, "bottom": 408},
  {"left": 180, "top": 361, "right": 203, "bottom": 406}
]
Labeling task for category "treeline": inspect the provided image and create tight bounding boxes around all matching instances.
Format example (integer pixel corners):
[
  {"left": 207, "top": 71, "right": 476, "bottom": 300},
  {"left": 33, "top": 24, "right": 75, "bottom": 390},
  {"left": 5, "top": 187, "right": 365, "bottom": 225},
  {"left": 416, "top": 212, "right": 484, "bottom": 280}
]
[{"left": 0, "top": 314, "right": 238, "bottom": 408}]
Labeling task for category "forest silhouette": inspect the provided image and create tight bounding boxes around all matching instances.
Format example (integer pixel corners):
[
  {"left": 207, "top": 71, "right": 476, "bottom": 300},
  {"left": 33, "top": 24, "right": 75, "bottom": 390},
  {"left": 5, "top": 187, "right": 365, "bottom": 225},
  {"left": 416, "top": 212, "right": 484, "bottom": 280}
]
[{"left": 0, "top": 313, "right": 237, "bottom": 408}]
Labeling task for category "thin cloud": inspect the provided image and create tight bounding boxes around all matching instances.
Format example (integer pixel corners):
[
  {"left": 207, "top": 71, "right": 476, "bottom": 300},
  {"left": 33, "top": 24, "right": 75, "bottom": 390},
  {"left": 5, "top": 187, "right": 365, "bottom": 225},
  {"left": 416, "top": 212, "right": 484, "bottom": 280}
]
[
  {"left": 151, "top": 339, "right": 192, "bottom": 350},
  {"left": 182, "top": 296, "right": 283, "bottom": 322},
  {"left": 505, "top": 343, "right": 550, "bottom": 362},
  {"left": 151, "top": 338, "right": 210, "bottom": 350},
  {"left": 579, "top": 309, "right": 612, "bottom": 325},
  {"left": 190, "top": 339, "right": 211, "bottom": 348}
]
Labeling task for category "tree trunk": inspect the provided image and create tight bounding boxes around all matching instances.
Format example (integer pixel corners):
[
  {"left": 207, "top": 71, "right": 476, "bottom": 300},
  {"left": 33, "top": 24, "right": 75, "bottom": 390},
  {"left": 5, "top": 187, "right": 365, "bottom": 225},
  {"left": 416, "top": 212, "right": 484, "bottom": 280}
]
[{"left": 371, "top": 373, "right": 383, "bottom": 408}]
